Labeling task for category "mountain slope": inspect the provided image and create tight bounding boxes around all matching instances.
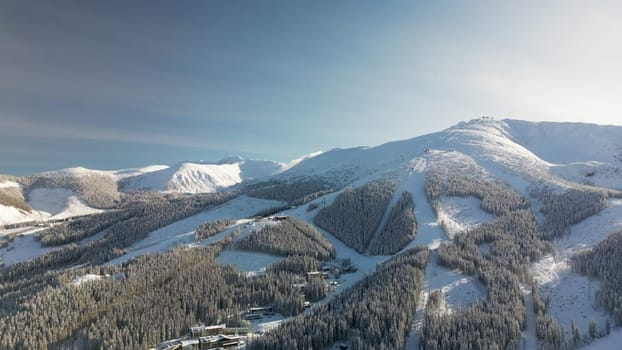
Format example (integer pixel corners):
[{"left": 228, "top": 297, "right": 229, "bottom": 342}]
[
  {"left": 119, "top": 158, "right": 285, "bottom": 193},
  {"left": 284, "top": 118, "right": 622, "bottom": 191}
]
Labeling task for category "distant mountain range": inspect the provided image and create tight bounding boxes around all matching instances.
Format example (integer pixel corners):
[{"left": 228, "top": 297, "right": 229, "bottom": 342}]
[{"left": 1, "top": 118, "right": 621, "bottom": 226}]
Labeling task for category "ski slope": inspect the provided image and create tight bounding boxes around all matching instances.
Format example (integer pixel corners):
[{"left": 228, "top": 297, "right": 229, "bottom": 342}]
[
  {"left": 27, "top": 188, "right": 103, "bottom": 219},
  {"left": 530, "top": 199, "right": 622, "bottom": 337},
  {"left": 106, "top": 196, "right": 285, "bottom": 265}
]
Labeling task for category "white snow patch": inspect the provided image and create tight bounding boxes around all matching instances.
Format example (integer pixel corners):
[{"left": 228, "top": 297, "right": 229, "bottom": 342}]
[
  {"left": 107, "top": 165, "right": 170, "bottom": 180},
  {"left": 216, "top": 250, "right": 281, "bottom": 276},
  {"left": 424, "top": 253, "right": 486, "bottom": 312},
  {"left": 280, "top": 151, "right": 323, "bottom": 172},
  {"left": 69, "top": 274, "right": 103, "bottom": 286},
  {"left": 405, "top": 252, "right": 486, "bottom": 347},
  {"left": 120, "top": 159, "right": 284, "bottom": 193},
  {"left": 0, "top": 227, "right": 52, "bottom": 266},
  {"left": 551, "top": 162, "right": 622, "bottom": 190},
  {"left": 26, "top": 188, "right": 103, "bottom": 219},
  {"left": 38, "top": 166, "right": 106, "bottom": 178},
  {"left": 0, "top": 180, "right": 20, "bottom": 189},
  {"left": 167, "top": 162, "right": 242, "bottom": 193},
  {"left": 436, "top": 196, "right": 495, "bottom": 239},
  {"left": 0, "top": 204, "right": 45, "bottom": 226},
  {"left": 249, "top": 314, "right": 287, "bottom": 334},
  {"left": 540, "top": 267, "right": 609, "bottom": 336},
  {"left": 521, "top": 284, "right": 538, "bottom": 350}
]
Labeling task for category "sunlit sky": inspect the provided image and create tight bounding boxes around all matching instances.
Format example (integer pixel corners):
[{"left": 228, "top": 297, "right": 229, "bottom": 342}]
[{"left": 1, "top": 0, "right": 621, "bottom": 175}]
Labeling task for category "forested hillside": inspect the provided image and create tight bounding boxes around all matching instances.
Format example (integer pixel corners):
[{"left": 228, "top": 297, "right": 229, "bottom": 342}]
[
  {"left": 243, "top": 176, "right": 336, "bottom": 205},
  {"left": 422, "top": 171, "right": 552, "bottom": 349},
  {"left": 248, "top": 247, "right": 430, "bottom": 350},
  {"left": 0, "top": 232, "right": 315, "bottom": 349},
  {"left": 537, "top": 186, "right": 608, "bottom": 239},
  {"left": 236, "top": 217, "right": 335, "bottom": 261},
  {"left": 572, "top": 231, "right": 622, "bottom": 325},
  {"left": 24, "top": 174, "right": 121, "bottom": 209},
  {"left": 368, "top": 191, "right": 417, "bottom": 255},
  {"left": 314, "top": 179, "right": 397, "bottom": 253}
]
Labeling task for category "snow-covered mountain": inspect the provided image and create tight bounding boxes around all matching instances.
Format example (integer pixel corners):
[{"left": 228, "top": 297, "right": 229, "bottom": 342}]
[
  {"left": 4, "top": 117, "right": 622, "bottom": 349},
  {"left": 119, "top": 157, "right": 286, "bottom": 193},
  {"left": 283, "top": 118, "right": 622, "bottom": 191},
  {"left": 2, "top": 118, "right": 621, "bottom": 227}
]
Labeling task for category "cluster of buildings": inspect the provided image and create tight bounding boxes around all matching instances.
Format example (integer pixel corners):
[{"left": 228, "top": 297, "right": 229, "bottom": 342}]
[
  {"left": 152, "top": 324, "right": 249, "bottom": 350},
  {"left": 242, "top": 306, "right": 274, "bottom": 321}
]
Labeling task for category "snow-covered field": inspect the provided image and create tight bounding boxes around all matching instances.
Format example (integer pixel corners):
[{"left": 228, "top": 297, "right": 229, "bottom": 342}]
[
  {"left": 0, "top": 204, "right": 44, "bottom": 226},
  {"left": 582, "top": 328, "right": 622, "bottom": 350},
  {"left": 531, "top": 199, "right": 622, "bottom": 337},
  {"left": 541, "top": 267, "right": 608, "bottom": 335},
  {"left": 248, "top": 314, "right": 288, "bottom": 334},
  {"left": 69, "top": 274, "right": 103, "bottom": 287},
  {"left": 0, "top": 227, "right": 51, "bottom": 266},
  {"left": 27, "top": 188, "right": 103, "bottom": 219},
  {"left": 436, "top": 196, "right": 495, "bottom": 239},
  {"left": 424, "top": 252, "right": 486, "bottom": 312},
  {"left": 404, "top": 252, "right": 486, "bottom": 348},
  {"left": 551, "top": 162, "right": 622, "bottom": 190},
  {"left": 216, "top": 250, "right": 281, "bottom": 276}
]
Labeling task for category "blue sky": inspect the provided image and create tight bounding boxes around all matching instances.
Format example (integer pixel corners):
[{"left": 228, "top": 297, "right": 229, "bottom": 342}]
[{"left": 1, "top": 0, "right": 621, "bottom": 175}]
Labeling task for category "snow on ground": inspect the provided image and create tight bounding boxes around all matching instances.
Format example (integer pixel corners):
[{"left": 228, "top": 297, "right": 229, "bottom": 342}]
[
  {"left": 120, "top": 159, "right": 284, "bottom": 193},
  {"left": 531, "top": 198, "right": 622, "bottom": 337},
  {"left": 280, "top": 151, "right": 323, "bottom": 172},
  {"left": 0, "top": 204, "right": 46, "bottom": 226},
  {"left": 26, "top": 188, "right": 103, "bottom": 219},
  {"left": 423, "top": 252, "right": 486, "bottom": 311},
  {"left": 403, "top": 157, "right": 450, "bottom": 249},
  {"left": 248, "top": 314, "right": 288, "bottom": 334},
  {"left": 581, "top": 328, "right": 622, "bottom": 350},
  {"left": 0, "top": 227, "right": 51, "bottom": 266},
  {"left": 541, "top": 266, "right": 608, "bottom": 336},
  {"left": 504, "top": 119, "right": 622, "bottom": 166},
  {"left": 106, "top": 165, "right": 170, "bottom": 180},
  {"left": 436, "top": 196, "right": 495, "bottom": 239},
  {"left": 69, "top": 274, "right": 103, "bottom": 287},
  {"left": 284, "top": 203, "right": 387, "bottom": 291},
  {"left": 551, "top": 162, "right": 622, "bottom": 190},
  {"left": 216, "top": 250, "right": 281, "bottom": 276},
  {"left": 521, "top": 284, "right": 538, "bottom": 350},
  {"left": 38, "top": 166, "right": 106, "bottom": 178},
  {"left": 405, "top": 251, "right": 486, "bottom": 348},
  {"left": 166, "top": 162, "right": 243, "bottom": 193},
  {"left": 0, "top": 180, "right": 20, "bottom": 189},
  {"left": 105, "top": 196, "right": 285, "bottom": 265}
]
